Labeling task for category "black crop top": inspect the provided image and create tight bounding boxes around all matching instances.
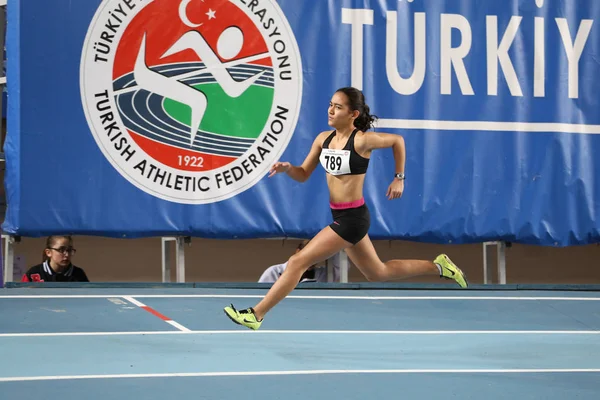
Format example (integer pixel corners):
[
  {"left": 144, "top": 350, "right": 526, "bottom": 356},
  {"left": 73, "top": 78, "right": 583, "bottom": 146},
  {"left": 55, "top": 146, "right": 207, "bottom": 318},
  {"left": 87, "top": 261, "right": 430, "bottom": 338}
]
[{"left": 319, "top": 129, "right": 370, "bottom": 175}]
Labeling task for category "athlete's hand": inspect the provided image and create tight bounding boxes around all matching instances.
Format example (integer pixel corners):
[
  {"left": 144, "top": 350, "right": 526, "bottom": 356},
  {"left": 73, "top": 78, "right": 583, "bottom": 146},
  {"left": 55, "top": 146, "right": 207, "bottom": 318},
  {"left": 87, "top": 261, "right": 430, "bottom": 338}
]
[
  {"left": 269, "top": 161, "right": 291, "bottom": 177},
  {"left": 386, "top": 179, "right": 404, "bottom": 200}
]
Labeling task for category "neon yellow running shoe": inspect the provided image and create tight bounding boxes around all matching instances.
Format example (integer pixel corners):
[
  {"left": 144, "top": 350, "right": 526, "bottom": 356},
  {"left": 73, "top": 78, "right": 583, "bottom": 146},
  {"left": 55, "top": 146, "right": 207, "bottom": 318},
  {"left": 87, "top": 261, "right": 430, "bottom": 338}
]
[
  {"left": 434, "top": 254, "right": 468, "bottom": 288},
  {"left": 224, "top": 304, "right": 263, "bottom": 330}
]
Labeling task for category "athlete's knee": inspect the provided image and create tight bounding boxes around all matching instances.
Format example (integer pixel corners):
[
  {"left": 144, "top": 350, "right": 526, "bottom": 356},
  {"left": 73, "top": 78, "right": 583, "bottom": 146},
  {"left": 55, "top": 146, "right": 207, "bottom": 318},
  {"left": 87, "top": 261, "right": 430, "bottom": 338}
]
[
  {"left": 287, "top": 253, "right": 311, "bottom": 273},
  {"left": 362, "top": 266, "right": 387, "bottom": 282}
]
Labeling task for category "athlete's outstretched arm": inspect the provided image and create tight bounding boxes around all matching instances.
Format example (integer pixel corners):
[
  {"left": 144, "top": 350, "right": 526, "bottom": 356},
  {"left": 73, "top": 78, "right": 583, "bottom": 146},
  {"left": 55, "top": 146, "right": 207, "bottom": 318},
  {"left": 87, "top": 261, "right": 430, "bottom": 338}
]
[{"left": 268, "top": 131, "right": 327, "bottom": 182}]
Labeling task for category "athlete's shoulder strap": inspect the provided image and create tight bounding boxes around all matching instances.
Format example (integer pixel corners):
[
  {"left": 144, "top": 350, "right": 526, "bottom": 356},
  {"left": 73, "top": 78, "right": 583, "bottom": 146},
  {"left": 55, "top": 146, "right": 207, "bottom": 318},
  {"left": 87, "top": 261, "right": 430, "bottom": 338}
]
[{"left": 322, "top": 130, "right": 336, "bottom": 148}]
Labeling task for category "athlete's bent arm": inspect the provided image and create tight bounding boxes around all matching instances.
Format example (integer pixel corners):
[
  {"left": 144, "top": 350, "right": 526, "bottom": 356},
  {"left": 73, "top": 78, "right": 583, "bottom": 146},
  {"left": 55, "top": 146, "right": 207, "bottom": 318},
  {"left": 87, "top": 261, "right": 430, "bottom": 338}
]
[
  {"left": 365, "top": 132, "right": 405, "bottom": 173},
  {"left": 268, "top": 132, "right": 327, "bottom": 182},
  {"left": 365, "top": 132, "right": 406, "bottom": 200}
]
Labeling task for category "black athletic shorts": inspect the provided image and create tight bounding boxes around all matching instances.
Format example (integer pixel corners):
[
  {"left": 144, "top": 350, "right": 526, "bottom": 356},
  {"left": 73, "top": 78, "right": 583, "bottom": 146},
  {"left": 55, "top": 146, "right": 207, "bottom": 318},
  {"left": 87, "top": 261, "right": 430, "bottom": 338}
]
[{"left": 329, "top": 203, "right": 371, "bottom": 245}]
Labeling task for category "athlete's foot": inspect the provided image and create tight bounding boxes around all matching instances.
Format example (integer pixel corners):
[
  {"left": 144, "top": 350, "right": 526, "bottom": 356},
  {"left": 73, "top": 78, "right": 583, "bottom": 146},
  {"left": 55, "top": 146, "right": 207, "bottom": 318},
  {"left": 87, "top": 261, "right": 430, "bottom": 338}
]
[
  {"left": 223, "top": 304, "right": 263, "bottom": 330},
  {"left": 434, "top": 254, "right": 469, "bottom": 288}
]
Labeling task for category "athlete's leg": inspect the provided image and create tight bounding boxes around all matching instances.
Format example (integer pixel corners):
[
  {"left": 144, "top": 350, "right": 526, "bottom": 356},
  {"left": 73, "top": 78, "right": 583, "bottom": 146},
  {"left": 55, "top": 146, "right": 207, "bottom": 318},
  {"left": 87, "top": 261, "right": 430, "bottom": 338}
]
[
  {"left": 251, "top": 226, "right": 350, "bottom": 320},
  {"left": 345, "top": 234, "right": 438, "bottom": 281},
  {"left": 345, "top": 234, "right": 468, "bottom": 287}
]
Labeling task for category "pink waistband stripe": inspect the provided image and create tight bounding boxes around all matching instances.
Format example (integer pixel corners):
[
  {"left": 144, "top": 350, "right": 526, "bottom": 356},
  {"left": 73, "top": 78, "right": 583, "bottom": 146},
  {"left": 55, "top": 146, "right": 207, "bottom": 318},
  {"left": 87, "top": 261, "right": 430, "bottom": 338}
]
[{"left": 330, "top": 198, "right": 365, "bottom": 210}]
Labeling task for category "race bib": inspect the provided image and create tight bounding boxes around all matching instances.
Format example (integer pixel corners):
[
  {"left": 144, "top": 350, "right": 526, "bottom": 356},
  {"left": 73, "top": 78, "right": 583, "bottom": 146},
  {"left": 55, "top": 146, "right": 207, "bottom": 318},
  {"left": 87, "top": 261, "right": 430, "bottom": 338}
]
[{"left": 320, "top": 148, "right": 351, "bottom": 175}]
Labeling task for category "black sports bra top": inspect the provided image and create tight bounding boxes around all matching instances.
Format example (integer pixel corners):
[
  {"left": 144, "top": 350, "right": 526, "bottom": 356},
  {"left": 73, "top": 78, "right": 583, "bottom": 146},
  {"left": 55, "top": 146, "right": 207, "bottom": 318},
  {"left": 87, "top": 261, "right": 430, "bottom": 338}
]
[{"left": 319, "top": 129, "right": 370, "bottom": 175}]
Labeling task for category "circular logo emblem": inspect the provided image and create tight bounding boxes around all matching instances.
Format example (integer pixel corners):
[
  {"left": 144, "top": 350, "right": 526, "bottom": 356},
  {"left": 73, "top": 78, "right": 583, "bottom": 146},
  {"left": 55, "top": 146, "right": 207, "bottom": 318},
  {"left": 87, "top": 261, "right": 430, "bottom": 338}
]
[{"left": 81, "top": 0, "right": 302, "bottom": 204}]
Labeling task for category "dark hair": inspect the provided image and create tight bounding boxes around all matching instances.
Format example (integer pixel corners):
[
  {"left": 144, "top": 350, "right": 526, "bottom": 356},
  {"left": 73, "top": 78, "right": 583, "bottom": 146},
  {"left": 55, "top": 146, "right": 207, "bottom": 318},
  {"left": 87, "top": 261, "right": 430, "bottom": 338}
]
[
  {"left": 335, "top": 87, "right": 378, "bottom": 131},
  {"left": 42, "top": 235, "right": 73, "bottom": 262}
]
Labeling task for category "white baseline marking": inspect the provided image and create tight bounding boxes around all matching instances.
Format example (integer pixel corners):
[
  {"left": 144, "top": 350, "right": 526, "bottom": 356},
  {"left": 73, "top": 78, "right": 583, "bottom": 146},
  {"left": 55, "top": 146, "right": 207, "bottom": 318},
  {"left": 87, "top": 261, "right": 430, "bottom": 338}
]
[
  {"left": 1, "top": 294, "right": 599, "bottom": 301},
  {"left": 167, "top": 321, "right": 190, "bottom": 332},
  {"left": 123, "top": 296, "right": 191, "bottom": 332},
  {"left": 123, "top": 296, "right": 145, "bottom": 308},
  {"left": 1, "top": 368, "right": 599, "bottom": 382},
  {"left": 1, "top": 330, "right": 598, "bottom": 338},
  {"left": 376, "top": 118, "right": 600, "bottom": 134}
]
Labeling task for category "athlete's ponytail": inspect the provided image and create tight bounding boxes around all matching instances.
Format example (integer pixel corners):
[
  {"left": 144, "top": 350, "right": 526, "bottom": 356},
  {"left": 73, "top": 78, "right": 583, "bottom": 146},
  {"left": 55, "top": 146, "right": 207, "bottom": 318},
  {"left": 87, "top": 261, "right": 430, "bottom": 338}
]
[{"left": 335, "top": 87, "right": 378, "bottom": 131}]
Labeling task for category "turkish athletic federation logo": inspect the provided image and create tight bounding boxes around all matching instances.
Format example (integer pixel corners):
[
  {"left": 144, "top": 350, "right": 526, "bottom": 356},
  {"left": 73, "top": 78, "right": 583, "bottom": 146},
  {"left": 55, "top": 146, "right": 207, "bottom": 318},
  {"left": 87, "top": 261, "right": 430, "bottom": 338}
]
[{"left": 81, "top": 0, "right": 302, "bottom": 204}]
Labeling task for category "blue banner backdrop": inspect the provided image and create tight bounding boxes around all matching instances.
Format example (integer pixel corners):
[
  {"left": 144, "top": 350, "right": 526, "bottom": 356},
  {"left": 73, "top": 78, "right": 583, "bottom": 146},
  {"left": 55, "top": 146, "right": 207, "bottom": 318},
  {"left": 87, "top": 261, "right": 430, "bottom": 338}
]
[{"left": 4, "top": 0, "right": 600, "bottom": 246}]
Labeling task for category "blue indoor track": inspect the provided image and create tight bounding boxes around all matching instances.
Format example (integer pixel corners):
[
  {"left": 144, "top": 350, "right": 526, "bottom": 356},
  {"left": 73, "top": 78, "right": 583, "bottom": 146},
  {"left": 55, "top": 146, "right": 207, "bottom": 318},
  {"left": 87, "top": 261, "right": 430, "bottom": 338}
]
[{"left": 1, "top": 286, "right": 599, "bottom": 399}]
